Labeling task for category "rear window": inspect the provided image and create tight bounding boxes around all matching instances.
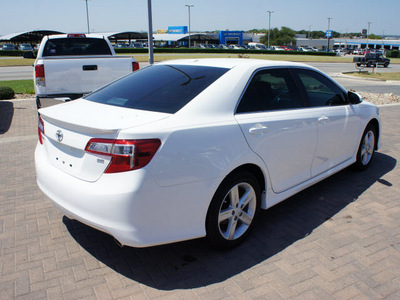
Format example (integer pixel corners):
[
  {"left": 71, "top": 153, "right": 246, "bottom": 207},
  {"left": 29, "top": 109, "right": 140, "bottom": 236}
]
[
  {"left": 42, "top": 37, "right": 112, "bottom": 56},
  {"left": 84, "top": 64, "right": 229, "bottom": 114}
]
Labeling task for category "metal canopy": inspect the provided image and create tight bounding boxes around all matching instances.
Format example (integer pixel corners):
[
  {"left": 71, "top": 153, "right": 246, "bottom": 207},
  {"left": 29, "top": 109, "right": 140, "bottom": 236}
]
[{"left": 0, "top": 30, "right": 64, "bottom": 43}]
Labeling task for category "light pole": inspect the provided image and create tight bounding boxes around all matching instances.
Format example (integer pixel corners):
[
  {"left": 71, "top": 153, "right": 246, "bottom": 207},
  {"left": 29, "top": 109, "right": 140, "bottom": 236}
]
[
  {"left": 84, "top": 0, "right": 90, "bottom": 34},
  {"left": 185, "top": 5, "right": 194, "bottom": 48},
  {"left": 366, "top": 21, "right": 372, "bottom": 50},
  {"left": 147, "top": 0, "right": 154, "bottom": 64},
  {"left": 327, "top": 17, "right": 332, "bottom": 52},
  {"left": 308, "top": 25, "right": 312, "bottom": 39},
  {"left": 267, "top": 11, "right": 274, "bottom": 49},
  {"left": 382, "top": 30, "right": 385, "bottom": 51}
]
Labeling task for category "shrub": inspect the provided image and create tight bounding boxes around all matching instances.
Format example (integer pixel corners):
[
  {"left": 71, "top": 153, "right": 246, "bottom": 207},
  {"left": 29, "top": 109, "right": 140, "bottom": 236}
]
[
  {"left": 0, "top": 86, "right": 15, "bottom": 100},
  {"left": 386, "top": 51, "right": 400, "bottom": 58}
]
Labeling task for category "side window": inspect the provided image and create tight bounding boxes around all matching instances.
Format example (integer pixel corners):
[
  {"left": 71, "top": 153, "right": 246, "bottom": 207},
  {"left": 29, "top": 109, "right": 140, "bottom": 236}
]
[
  {"left": 236, "top": 68, "right": 303, "bottom": 113},
  {"left": 294, "top": 69, "right": 347, "bottom": 107}
]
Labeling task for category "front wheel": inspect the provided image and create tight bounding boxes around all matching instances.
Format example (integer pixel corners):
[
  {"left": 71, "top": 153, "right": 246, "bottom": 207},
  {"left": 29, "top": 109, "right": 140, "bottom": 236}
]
[
  {"left": 354, "top": 125, "right": 376, "bottom": 170},
  {"left": 206, "top": 171, "right": 261, "bottom": 249}
]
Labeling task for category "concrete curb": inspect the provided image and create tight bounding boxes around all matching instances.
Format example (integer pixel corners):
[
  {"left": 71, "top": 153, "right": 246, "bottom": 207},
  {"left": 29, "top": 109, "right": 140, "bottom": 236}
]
[{"left": 339, "top": 72, "right": 400, "bottom": 83}]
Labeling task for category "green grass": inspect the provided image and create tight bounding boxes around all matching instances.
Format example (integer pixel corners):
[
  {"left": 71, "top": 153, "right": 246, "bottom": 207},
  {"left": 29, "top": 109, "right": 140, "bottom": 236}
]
[
  {"left": 0, "top": 80, "right": 35, "bottom": 94},
  {"left": 345, "top": 72, "right": 400, "bottom": 81},
  {"left": 1, "top": 54, "right": 399, "bottom": 66},
  {"left": 126, "top": 53, "right": 356, "bottom": 63},
  {"left": 0, "top": 59, "right": 35, "bottom": 66},
  {"left": 126, "top": 53, "right": 400, "bottom": 64}
]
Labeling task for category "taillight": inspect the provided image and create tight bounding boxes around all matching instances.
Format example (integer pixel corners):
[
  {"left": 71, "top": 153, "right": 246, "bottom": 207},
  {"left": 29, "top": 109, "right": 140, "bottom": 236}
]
[
  {"left": 38, "top": 115, "right": 45, "bottom": 144},
  {"left": 85, "top": 139, "right": 161, "bottom": 173},
  {"left": 35, "top": 64, "right": 45, "bottom": 87},
  {"left": 132, "top": 61, "right": 140, "bottom": 72},
  {"left": 67, "top": 33, "right": 86, "bottom": 38}
]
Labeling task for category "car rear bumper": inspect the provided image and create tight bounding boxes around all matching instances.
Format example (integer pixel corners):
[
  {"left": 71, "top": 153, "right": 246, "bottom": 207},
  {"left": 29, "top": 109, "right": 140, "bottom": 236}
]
[{"left": 35, "top": 143, "right": 210, "bottom": 247}]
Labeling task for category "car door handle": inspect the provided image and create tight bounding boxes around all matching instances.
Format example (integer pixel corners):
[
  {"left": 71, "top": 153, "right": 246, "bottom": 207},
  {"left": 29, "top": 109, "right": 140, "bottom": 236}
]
[
  {"left": 317, "top": 116, "right": 329, "bottom": 124},
  {"left": 83, "top": 65, "right": 98, "bottom": 71},
  {"left": 249, "top": 125, "right": 268, "bottom": 135}
]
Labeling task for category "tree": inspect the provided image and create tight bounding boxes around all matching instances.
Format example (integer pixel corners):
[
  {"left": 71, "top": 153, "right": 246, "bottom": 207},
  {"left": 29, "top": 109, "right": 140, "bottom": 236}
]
[
  {"left": 260, "top": 26, "right": 296, "bottom": 46},
  {"left": 247, "top": 29, "right": 268, "bottom": 34},
  {"left": 368, "top": 34, "right": 382, "bottom": 39}
]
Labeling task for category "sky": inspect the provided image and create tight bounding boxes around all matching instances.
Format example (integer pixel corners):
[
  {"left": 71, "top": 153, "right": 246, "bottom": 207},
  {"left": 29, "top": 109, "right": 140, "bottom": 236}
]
[{"left": 1, "top": 0, "right": 399, "bottom": 36}]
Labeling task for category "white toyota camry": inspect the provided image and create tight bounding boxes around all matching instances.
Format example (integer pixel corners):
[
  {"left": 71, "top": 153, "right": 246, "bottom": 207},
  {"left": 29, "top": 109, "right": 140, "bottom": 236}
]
[{"left": 35, "top": 59, "right": 380, "bottom": 249}]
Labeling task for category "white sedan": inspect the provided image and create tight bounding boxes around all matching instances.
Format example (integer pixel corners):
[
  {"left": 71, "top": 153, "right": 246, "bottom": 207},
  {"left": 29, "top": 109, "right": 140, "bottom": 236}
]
[{"left": 35, "top": 59, "right": 380, "bottom": 249}]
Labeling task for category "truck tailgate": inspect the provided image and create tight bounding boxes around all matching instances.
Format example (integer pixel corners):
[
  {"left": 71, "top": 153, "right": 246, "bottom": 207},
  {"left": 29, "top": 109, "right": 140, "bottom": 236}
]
[{"left": 41, "top": 56, "right": 133, "bottom": 95}]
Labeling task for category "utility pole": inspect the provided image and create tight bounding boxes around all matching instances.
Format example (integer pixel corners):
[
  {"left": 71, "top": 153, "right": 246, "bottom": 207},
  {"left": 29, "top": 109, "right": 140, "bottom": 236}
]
[
  {"left": 85, "top": 0, "right": 90, "bottom": 34},
  {"left": 366, "top": 21, "right": 372, "bottom": 50},
  {"left": 382, "top": 29, "right": 385, "bottom": 51},
  {"left": 185, "top": 5, "right": 194, "bottom": 48},
  {"left": 267, "top": 11, "right": 274, "bottom": 49},
  {"left": 147, "top": 0, "right": 154, "bottom": 64},
  {"left": 327, "top": 17, "right": 332, "bottom": 52}
]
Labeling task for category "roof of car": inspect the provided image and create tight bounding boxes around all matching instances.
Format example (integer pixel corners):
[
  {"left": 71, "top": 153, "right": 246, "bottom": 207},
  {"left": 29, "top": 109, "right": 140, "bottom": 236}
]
[
  {"left": 46, "top": 33, "right": 106, "bottom": 40},
  {"left": 157, "top": 58, "right": 311, "bottom": 70}
]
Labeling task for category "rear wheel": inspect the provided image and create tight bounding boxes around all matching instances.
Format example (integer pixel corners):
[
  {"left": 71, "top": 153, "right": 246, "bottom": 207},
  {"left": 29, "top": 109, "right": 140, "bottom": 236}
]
[
  {"left": 354, "top": 124, "right": 376, "bottom": 170},
  {"left": 384, "top": 62, "right": 389, "bottom": 68},
  {"left": 206, "top": 171, "right": 261, "bottom": 249}
]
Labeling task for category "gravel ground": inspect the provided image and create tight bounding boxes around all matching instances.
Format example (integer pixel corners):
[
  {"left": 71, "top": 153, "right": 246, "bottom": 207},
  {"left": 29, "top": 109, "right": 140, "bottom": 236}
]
[
  {"left": 357, "top": 92, "right": 400, "bottom": 105},
  {"left": 11, "top": 92, "right": 400, "bottom": 106}
]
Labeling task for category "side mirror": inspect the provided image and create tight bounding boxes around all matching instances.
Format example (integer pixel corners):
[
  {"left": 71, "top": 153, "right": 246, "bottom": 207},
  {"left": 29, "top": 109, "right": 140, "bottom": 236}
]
[
  {"left": 348, "top": 91, "right": 362, "bottom": 104},
  {"left": 23, "top": 51, "right": 35, "bottom": 59}
]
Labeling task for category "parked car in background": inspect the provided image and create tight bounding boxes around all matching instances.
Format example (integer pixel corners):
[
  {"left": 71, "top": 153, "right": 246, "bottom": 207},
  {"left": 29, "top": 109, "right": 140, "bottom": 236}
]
[
  {"left": 270, "top": 46, "right": 285, "bottom": 51},
  {"left": 32, "top": 33, "right": 139, "bottom": 109},
  {"left": 248, "top": 42, "right": 267, "bottom": 50},
  {"left": 129, "top": 43, "right": 143, "bottom": 48},
  {"left": 20, "top": 44, "right": 33, "bottom": 51},
  {"left": 297, "top": 47, "right": 312, "bottom": 52},
  {"left": 218, "top": 44, "right": 229, "bottom": 49},
  {"left": 35, "top": 58, "right": 380, "bottom": 249},
  {"left": 1, "top": 44, "right": 17, "bottom": 50}
]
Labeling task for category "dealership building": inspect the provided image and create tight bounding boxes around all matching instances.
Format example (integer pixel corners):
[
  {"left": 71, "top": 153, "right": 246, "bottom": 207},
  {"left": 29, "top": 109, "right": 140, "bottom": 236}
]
[{"left": 297, "top": 37, "right": 400, "bottom": 51}]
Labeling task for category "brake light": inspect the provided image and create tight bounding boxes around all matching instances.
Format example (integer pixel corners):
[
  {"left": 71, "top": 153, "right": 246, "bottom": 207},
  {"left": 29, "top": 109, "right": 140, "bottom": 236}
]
[
  {"left": 132, "top": 61, "right": 140, "bottom": 72},
  {"left": 67, "top": 34, "right": 86, "bottom": 38},
  {"left": 38, "top": 115, "right": 45, "bottom": 144},
  {"left": 85, "top": 139, "right": 161, "bottom": 173},
  {"left": 35, "top": 64, "right": 45, "bottom": 87}
]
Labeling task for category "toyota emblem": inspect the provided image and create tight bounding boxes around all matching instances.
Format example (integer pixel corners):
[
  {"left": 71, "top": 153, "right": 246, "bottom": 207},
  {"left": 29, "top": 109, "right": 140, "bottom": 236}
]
[{"left": 56, "top": 130, "right": 63, "bottom": 142}]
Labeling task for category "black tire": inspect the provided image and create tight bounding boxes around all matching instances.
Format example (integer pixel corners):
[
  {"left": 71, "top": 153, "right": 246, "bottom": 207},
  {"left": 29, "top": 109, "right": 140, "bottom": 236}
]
[
  {"left": 206, "top": 171, "right": 261, "bottom": 249},
  {"left": 354, "top": 124, "right": 377, "bottom": 170},
  {"left": 384, "top": 62, "right": 389, "bottom": 68},
  {"left": 367, "top": 62, "right": 372, "bottom": 67},
  {"left": 356, "top": 63, "right": 361, "bottom": 67}
]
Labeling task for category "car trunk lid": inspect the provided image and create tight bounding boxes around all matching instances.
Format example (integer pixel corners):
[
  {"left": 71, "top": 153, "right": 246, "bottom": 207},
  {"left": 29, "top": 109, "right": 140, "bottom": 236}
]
[{"left": 38, "top": 100, "right": 169, "bottom": 181}]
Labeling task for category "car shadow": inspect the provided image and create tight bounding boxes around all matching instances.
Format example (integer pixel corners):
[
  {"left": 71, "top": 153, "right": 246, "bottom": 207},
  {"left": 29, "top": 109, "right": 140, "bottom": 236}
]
[
  {"left": 64, "top": 152, "right": 396, "bottom": 290},
  {"left": 0, "top": 101, "right": 14, "bottom": 134}
]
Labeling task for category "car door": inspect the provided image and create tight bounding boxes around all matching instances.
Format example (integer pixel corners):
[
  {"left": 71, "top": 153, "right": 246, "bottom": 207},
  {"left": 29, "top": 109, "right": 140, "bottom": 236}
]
[
  {"left": 292, "top": 68, "right": 361, "bottom": 177},
  {"left": 235, "top": 68, "right": 318, "bottom": 194}
]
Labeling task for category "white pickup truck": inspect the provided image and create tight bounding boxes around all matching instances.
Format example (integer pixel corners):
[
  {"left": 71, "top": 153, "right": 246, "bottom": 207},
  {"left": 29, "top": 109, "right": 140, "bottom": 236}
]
[{"left": 33, "top": 33, "right": 139, "bottom": 108}]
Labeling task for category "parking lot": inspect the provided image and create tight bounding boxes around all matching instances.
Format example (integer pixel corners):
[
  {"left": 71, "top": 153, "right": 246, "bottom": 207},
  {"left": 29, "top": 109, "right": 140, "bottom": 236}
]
[{"left": 0, "top": 98, "right": 399, "bottom": 299}]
